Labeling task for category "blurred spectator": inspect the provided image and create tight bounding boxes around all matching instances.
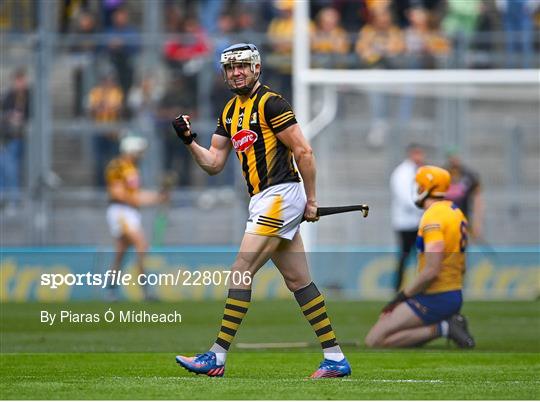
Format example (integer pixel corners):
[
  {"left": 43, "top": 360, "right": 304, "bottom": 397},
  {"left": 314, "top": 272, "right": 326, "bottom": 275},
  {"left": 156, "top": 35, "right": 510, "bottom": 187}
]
[
  {"left": 355, "top": 5, "right": 405, "bottom": 68},
  {"left": 403, "top": 6, "right": 450, "bottom": 69},
  {"left": 257, "top": 0, "right": 280, "bottom": 29},
  {"left": 212, "top": 13, "right": 236, "bottom": 116},
  {"left": 469, "top": 0, "right": 499, "bottom": 68},
  {"left": 127, "top": 73, "right": 162, "bottom": 185},
  {"left": 0, "top": 0, "right": 35, "bottom": 32},
  {"left": 331, "top": 0, "right": 364, "bottom": 32},
  {"left": 236, "top": 6, "right": 258, "bottom": 39},
  {"left": 71, "top": 10, "right": 98, "bottom": 117},
  {"left": 355, "top": 6, "right": 404, "bottom": 147},
  {"left": 101, "top": 0, "right": 125, "bottom": 29},
  {"left": 128, "top": 74, "right": 162, "bottom": 117},
  {"left": 365, "top": 0, "right": 392, "bottom": 13},
  {"left": 534, "top": 3, "right": 540, "bottom": 29},
  {"left": 441, "top": 0, "right": 482, "bottom": 67},
  {"left": 214, "top": 13, "right": 236, "bottom": 68},
  {"left": 164, "top": 17, "right": 210, "bottom": 66},
  {"left": 496, "top": 0, "right": 538, "bottom": 68},
  {"left": 393, "top": 0, "right": 445, "bottom": 28},
  {"left": 163, "top": 16, "right": 210, "bottom": 102},
  {"left": 442, "top": 0, "right": 481, "bottom": 41},
  {"left": 310, "top": 7, "right": 350, "bottom": 67},
  {"left": 390, "top": 143, "right": 425, "bottom": 292},
  {"left": 266, "top": 0, "right": 295, "bottom": 101},
  {"left": 397, "top": 6, "right": 450, "bottom": 133},
  {"left": 105, "top": 6, "right": 139, "bottom": 103},
  {"left": 59, "top": 0, "right": 90, "bottom": 33},
  {"left": 0, "top": 68, "right": 29, "bottom": 215},
  {"left": 197, "top": 0, "right": 225, "bottom": 35},
  {"left": 164, "top": 2, "right": 184, "bottom": 33},
  {"left": 155, "top": 75, "right": 195, "bottom": 187},
  {"left": 445, "top": 148, "right": 484, "bottom": 240},
  {"left": 87, "top": 72, "right": 124, "bottom": 187}
]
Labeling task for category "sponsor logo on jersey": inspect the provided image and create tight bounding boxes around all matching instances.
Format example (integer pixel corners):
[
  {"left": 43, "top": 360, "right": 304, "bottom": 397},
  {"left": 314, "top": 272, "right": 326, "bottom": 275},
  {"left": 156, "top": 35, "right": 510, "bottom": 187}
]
[{"left": 231, "top": 129, "right": 258, "bottom": 152}]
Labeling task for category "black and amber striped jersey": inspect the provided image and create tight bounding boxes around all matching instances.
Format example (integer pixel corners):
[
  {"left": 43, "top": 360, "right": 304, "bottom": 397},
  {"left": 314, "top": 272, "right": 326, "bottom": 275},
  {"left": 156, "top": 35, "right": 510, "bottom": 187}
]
[
  {"left": 105, "top": 157, "right": 140, "bottom": 204},
  {"left": 215, "top": 85, "right": 301, "bottom": 196}
]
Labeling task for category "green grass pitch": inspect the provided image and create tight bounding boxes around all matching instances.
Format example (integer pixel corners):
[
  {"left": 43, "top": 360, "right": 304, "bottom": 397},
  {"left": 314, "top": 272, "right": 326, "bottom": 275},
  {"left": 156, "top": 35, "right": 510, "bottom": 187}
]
[{"left": 1, "top": 300, "right": 539, "bottom": 399}]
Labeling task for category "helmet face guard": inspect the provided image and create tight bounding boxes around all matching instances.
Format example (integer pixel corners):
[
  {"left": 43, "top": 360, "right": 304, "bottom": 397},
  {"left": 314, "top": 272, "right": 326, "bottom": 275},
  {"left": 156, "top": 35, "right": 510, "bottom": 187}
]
[
  {"left": 413, "top": 182, "right": 436, "bottom": 208},
  {"left": 220, "top": 43, "right": 261, "bottom": 95}
]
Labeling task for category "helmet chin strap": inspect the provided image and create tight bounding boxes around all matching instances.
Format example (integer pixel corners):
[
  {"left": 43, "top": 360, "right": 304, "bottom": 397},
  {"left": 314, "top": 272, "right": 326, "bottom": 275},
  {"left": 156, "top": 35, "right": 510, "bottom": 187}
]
[
  {"left": 231, "top": 85, "right": 253, "bottom": 95},
  {"left": 227, "top": 70, "right": 260, "bottom": 95},
  {"left": 414, "top": 186, "right": 441, "bottom": 208}
]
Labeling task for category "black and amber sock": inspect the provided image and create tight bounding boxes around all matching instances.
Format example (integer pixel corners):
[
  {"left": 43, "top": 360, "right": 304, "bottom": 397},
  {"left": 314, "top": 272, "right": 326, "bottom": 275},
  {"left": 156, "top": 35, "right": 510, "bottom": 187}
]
[
  {"left": 294, "top": 282, "right": 338, "bottom": 349},
  {"left": 214, "top": 288, "right": 251, "bottom": 351}
]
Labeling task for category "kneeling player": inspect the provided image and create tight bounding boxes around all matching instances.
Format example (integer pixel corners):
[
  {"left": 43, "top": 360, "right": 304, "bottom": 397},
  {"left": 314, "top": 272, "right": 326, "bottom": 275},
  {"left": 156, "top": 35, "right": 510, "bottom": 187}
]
[{"left": 365, "top": 166, "right": 475, "bottom": 348}]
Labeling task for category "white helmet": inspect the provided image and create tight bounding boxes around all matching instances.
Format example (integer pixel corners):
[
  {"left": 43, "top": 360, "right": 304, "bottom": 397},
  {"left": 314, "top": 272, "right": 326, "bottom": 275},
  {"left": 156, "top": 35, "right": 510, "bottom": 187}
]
[
  {"left": 220, "top": 43, "right": 261, "bottom": 95},
  {"left": 120, "top": 136, "right": 148, "bottom": 155}
]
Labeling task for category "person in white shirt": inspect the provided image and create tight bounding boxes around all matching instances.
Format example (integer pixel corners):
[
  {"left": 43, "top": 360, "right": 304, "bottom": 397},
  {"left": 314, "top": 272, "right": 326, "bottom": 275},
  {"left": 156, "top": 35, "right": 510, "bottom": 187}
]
[{"left": 390, "top": 143, "right": 425, "bottom": 292}]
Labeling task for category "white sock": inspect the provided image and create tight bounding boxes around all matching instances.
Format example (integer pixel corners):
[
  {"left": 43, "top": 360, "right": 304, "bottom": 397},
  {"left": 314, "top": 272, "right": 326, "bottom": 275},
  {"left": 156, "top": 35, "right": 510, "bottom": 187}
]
[
  {"left": 214, "top": 353, "right": 226, "bottom": 365},
  {"left": 323, "top": 346, "right": 345, "bottom": 362},
  {"left": 210, "top": 343, "right": 227, "bottom": 365},
  {"left": 440, "top": 320, "right": 449, "bottom": 337}
]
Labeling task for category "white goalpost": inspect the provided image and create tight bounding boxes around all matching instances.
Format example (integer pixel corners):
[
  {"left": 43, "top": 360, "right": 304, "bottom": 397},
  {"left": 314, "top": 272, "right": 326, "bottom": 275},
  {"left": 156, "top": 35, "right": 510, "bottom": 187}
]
[{"left": 292, "top": 1, "right": 539, "bottom": 250}]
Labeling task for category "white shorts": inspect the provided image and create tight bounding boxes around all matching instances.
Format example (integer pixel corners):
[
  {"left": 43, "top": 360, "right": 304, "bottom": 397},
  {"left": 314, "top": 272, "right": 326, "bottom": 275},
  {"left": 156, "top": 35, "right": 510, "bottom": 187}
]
[
  {"left": 245, "top": 181, "right": 306, "bottom": 240},
  {"left": 106, "top": 203, "right": 142, "bottom": 238}
]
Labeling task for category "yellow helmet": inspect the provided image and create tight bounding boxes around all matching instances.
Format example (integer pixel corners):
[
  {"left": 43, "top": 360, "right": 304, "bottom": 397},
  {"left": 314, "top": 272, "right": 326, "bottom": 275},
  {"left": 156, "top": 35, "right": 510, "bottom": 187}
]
[{"left": 414, "top": 165, "right": 451, "bottom": 207}]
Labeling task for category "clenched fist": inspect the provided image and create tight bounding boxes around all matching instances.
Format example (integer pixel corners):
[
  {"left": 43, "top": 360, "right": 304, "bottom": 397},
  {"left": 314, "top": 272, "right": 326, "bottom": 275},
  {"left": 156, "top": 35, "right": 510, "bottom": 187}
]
[{"left": 172, "top": 114, "right": 197, "bottom": 145}]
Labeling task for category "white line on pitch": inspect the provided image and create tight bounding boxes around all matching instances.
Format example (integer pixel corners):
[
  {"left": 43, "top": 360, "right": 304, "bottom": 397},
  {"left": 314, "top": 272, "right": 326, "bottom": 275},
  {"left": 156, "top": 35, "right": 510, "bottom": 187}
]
[{"left": 343, "top": 379, "right": 444, "bottom": 383}]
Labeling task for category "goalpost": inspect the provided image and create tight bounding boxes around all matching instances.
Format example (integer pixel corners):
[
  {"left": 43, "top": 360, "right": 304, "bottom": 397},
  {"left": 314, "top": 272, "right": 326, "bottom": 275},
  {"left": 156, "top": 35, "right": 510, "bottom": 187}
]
[{"left": 292, "top": 1, "right": 539, "bottom": 251}]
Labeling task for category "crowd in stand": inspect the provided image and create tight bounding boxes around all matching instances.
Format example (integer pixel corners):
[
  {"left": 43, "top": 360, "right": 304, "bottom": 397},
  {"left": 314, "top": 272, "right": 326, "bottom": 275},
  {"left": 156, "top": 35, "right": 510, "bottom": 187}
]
[{"left": 1, "top": 0, "right": 539, "bottom": 195}]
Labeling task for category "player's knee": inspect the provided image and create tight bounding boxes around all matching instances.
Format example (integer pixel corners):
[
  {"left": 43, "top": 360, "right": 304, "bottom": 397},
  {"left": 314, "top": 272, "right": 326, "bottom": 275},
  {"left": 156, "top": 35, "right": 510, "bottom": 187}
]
[
  {"left": 364, "top": 327, "right": 385, "bottom": 348},
  {"left": 364, "top": 333, "right": 379, "bottom": 348}
]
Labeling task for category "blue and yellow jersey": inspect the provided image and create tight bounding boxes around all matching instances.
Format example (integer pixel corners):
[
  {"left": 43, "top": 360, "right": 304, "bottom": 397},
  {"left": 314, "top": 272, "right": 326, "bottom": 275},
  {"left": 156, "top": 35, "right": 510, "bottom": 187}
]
[{"left": 416, "top": 200, "right": 468, "bottom": 294}]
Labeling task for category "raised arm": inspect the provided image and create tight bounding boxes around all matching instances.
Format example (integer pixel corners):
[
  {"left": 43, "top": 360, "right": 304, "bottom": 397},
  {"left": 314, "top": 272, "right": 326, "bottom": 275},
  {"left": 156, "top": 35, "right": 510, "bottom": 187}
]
[
  {"left": 172, "top": 114, "right": 232, "bottom": 176},
  {"left": 186, "top": 134, "right": 232, "bottom": 176}
]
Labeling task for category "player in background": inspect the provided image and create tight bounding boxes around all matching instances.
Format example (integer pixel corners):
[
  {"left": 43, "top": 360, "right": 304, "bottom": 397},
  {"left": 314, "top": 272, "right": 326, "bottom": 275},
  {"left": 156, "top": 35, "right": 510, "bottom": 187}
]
[
  {"left": 445, "top": 148, "right": 484, "bottom": 241},
  {"left": 172, "top": 43, "right": 351, "bottom": 378},
  {"left": 365, "top": 166, "right": 475, "bottom": 349},
  {"left": 105, "top": 136, "right": 167, "bottom": 300},
  {"left": 390, "top": 143, "right": 425, "bottom": 292}
]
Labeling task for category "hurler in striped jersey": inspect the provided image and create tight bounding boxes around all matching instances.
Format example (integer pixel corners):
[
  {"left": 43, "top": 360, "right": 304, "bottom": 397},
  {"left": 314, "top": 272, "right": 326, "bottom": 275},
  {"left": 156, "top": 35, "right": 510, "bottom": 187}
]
[{"left": 172, "top": 43, "right": 351, "bottom": 379}]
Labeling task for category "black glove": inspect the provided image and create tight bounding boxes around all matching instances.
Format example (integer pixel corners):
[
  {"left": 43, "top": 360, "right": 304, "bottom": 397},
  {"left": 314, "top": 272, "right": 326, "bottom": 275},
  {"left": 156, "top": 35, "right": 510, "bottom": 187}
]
[
  {"left": 381, "top": 290, "right": 408, "bottom": 313},
  {"left": 172, "top": 114, "right": 197, "bottom": 145}
]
